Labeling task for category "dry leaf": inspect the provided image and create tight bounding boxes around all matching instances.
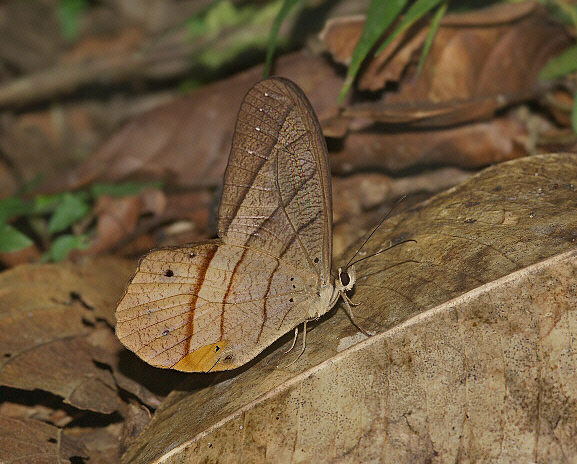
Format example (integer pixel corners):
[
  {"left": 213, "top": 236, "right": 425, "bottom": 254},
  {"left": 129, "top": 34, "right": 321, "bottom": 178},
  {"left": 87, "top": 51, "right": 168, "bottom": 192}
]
[
  {"left": 67, "top": 52, "right": 345, "bottom": 191},
  {"left": 0, "top": 395, "right": 74, "bottom": 428},
  {"left": 88, "top": 188, "right": 167, "bottom": 254},
  {"left": 0, "top": 415, "right": 87, "bottom": 462},
  {"left": 321, "top": 2, "right": 571, "bottom": 171},
  {"left": 0, "top": 257, "right": 133, "bottom": 412},
  {"left": 0, "top": 256, "right": 189, "bottom": 461},
  {"left": 119, "top": 402, "right": 153, "bottom": 453},
  {"left": 331, "top": 167, "right": 472, "bottom": 256},
  {"left": 322, "top": 2, "right": 567, "bottom": 100},
  {"left": 64, "top": 423, "right": 124, "bottom": 463},
  {"left": 120, "top": 153, "right": 577, "bottom": 462},
  {"left": 330, "top": 114, "right": 527, "bottom": 174},
  {"left": 0, "top": 244, "right": 42, "bottom": 268}
]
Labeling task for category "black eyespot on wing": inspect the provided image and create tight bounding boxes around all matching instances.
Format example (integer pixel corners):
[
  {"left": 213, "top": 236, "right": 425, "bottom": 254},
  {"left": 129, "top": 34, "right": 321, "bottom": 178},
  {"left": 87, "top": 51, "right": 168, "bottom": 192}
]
[
  {"left": 215, "top": 345, "right": 220, "bottom": 352},
  {"left": 165, "top": 269, "right": 174, "bottom": 277},
  {"left": 314, "top": 257, "right": 319, "bottom": 264},
  {"left": 289, "top": 298, "right": 294, "bottom": 303},
  {"left": 162, "top": 329, "right": 169, "bottom": 336},
  {"left": 189, "top": 252, "right": 196, "bottom": 258}
]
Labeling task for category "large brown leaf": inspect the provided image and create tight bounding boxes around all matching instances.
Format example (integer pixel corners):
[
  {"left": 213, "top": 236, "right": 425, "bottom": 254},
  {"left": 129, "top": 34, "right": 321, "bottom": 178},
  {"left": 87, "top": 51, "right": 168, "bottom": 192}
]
[
  {"left": 0, "top": 257, "right": 133, "bottom": 413},
  {"left": 67, "top": 53, "right": 345, "bottom": 190},
  {"left": 119, "top": 153, "right": 577, "bottom": 462}
]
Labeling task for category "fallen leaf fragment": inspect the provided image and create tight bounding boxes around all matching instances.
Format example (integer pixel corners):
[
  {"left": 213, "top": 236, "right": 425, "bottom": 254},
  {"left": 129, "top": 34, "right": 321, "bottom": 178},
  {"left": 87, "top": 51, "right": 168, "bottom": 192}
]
[
  {"left": 67, "top": 52, "right": 346, "bottom": 191},
  {"left": 0, "top": 257, "right": 133, "bottom": 413},
  {"left": 330, "top": 114, "right": 528, "bottom": 173},
  {"left": 0, "top": 415, "right": 87, "bottom": 462},
  {"left": 88, "top": 188, "right": 167, "bottom": 255},
  {"left": 322, "top": 2, "right": 568, "bottom": 99},
  {"left": 65, "top": 422, "right": 124, "bottom": 463}
]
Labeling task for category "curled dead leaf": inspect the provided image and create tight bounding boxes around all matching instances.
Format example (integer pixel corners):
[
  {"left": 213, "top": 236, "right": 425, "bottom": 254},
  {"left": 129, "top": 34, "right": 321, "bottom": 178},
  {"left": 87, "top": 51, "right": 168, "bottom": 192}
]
[{"left": 330, "top": 114, "right": 528, "bottom": 173}]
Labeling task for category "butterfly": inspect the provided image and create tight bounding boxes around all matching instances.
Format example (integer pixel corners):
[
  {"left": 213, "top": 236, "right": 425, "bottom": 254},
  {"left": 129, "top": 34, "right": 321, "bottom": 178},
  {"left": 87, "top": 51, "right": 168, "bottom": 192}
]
[{"left": 115, "top": 77, "right": 362, "bottom": 372}]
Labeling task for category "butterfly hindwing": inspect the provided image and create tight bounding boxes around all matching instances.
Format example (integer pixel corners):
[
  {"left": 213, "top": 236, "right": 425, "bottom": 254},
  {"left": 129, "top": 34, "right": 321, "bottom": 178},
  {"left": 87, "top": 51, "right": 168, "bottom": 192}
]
[{"left": 116, "top": 242, "right": 318, "bottom": 371}]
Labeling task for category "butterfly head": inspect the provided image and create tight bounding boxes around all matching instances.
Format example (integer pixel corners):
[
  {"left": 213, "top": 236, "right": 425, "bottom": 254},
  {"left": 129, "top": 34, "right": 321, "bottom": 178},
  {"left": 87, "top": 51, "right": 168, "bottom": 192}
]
[{"left": 337, "top": 266, "right": 356, "bottom": 293}]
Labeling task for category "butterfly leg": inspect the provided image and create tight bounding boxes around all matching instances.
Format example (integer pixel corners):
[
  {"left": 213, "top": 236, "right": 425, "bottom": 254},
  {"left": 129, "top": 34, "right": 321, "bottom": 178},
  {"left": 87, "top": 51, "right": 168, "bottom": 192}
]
[
  {"left": 285, "top": 327, "right": 299, "bottom": 354},
  {"left": 283, "top": 320, "right": 309, "bottom": 367},
  {"left": 342, "top": 293, "right": 370, "bottom": 337},
  {"left": 348, "top": 296, "right": 361, "bottom": 307}
]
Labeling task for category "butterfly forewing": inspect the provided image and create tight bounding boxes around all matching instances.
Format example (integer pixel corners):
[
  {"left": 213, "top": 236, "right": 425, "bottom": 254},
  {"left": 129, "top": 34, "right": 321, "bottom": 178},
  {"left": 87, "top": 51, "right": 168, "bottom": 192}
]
[
  {"left": 116, "top": 77, "right": 335, "bottom": 372},
  {"left": 218, "top": 78, "right": 332, "bottom": 285}
]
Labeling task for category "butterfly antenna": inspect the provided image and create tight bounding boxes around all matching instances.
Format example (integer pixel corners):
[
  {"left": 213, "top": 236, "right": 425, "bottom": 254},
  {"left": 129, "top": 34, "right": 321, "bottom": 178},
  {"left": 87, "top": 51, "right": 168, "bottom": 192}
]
[
  {"left": 348, "top": 238, "right": 417, "bottom": 268},
  {"left": 345, "top": 194, "right": 408, "bottom": 269}
]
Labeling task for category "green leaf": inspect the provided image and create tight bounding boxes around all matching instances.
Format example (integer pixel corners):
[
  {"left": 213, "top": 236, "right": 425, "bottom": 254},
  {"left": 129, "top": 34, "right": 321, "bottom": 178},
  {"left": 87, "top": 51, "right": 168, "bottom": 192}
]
[
  {"left": 43, "top": 234, "right": 90, "bottom": 262},
  {"left": 0, "top": 224, "right": 33, "bottom": 253},
  {"left": 0, "top": 197, "right": 33, "bottom": 222},
  {"left": 538, "top": 45, "right": 577, "bottom": 80},
  {"left": 375, "top": 0, "right": 444, "bottom": 56},
  {"left": 339, "top": 0, "right": 408, "bottom": 101},
  {"left": 572, "top": 93, "right": 577, "bottom": 135},
  {"left": 34, "top": 191, "right": 91, "bottom": 215},
  {"left": 57, "top": 0, "right": 88, "bottom": 41},
  {"left": 263, "top": 0, "right": 302, "bottom": 78},
  {"left": 34, "top": 193, "right": 66, "bottom": 214},
  {"left": 90, "top": 181, "right": 162, "bottom": 199},
  {"left": 47, "top": 193, "right": 91, "bottom": 234},
  {"left": 417, "top": 0, "right": 447, "bottom": 72},
  {"left": 188, "top": 0, "right": 283, "bottom": 70}
]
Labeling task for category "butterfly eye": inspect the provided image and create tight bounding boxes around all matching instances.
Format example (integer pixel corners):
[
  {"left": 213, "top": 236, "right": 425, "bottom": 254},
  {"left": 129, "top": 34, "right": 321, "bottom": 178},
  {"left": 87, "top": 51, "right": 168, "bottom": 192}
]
[{"left": 340, "top": 269, "right": 350, "bottom": 287}]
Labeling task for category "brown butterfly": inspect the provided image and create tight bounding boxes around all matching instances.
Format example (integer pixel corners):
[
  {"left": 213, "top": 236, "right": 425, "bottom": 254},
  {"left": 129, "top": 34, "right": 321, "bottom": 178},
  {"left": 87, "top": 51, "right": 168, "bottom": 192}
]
[{"left": 115, "top": 77, "right": 362, "bottom": 372}]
